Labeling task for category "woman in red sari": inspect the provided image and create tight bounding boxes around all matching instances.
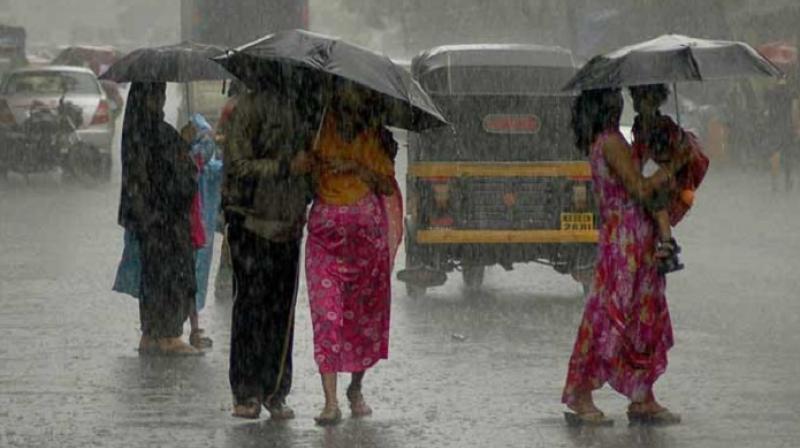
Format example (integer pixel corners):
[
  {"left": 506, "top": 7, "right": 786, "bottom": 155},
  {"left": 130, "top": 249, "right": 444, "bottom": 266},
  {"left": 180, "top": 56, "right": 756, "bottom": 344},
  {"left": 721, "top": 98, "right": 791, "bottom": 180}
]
[
  {"left": 306, "top": 83, "right": 402, "bottom": 425},
  {"left": 562, "top": 88, "right": 689, "bottom": 426}
]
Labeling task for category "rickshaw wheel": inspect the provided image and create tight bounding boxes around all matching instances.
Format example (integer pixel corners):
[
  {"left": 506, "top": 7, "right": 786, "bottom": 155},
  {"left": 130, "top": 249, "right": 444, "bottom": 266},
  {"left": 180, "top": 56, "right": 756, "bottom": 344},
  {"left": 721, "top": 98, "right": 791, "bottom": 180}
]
[
  {"left": 462, "top": 266, "right": 485, "bottom": 291},
  {"left": 406, "top": 283, "right": 427, "bottom": 299},
  {"left": 571, "top": 269, "right": 593, "bottom": 298}
]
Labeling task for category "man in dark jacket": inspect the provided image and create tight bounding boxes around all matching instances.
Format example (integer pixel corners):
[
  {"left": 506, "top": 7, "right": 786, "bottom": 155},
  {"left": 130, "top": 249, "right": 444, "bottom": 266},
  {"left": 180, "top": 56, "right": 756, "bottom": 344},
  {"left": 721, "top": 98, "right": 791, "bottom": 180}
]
[{"left": 224, "top": 88, "right": 313, "bottom": 420}]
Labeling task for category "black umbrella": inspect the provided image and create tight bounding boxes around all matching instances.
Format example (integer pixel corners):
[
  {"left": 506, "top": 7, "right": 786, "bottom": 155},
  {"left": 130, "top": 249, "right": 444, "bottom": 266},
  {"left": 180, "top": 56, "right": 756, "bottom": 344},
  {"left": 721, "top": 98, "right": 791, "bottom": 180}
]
[
  {"left": 100, "top": 41, "right": 231, "bottom": 83},
  {"left": 563, "top": 34, "right": 782, "bottom": 91},
  {"left": 213, "top": 29, "right": 448, "bottom": 131}
]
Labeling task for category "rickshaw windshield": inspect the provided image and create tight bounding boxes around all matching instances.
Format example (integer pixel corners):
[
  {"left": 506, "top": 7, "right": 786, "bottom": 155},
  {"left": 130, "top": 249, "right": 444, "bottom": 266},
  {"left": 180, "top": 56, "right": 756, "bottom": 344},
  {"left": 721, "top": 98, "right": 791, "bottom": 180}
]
[{"left": 419, "top": 65, "right": 577, "bottom": 95}]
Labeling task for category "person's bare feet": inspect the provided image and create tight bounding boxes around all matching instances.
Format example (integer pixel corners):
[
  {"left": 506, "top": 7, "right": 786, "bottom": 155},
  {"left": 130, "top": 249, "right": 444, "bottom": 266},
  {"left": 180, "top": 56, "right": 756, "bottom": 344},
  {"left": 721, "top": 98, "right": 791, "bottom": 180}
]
[
  {"left": 264, "top": 399, "right": 295, "bottom": 420},
  {"left": 138, "top": 335, "right": 157, "bottom": 353},
  {"left": 628, "top": 400, "right": 681, "bottom": 424},
  {"left": 233, "top": 399, "right": 261, "bottom": 419},
  {"left": 567, "top": 393, "right": 604, "bottom": 417},
  {"left": 157, "top": 337, "right": 203, "bottom": 356},
  {"left": 347, "top": 386, "right": 373, "bottom": 417},
  {"left": 628, "top": 400, "right": 666, "bottom": 414},
  {"left": 564, "top": 391, "right": 614, "bottom": 425},
  {"left": 314, "top": 402, "right": 342, "bottom": 426}
]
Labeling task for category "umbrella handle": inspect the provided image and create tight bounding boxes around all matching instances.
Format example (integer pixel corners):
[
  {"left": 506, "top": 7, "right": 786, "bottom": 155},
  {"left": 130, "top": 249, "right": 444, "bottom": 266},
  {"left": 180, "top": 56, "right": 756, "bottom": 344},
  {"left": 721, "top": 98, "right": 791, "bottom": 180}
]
[
  {"left": 312, "top": 103, "right": 329, "bottom": 153},
  {"left": 673, "top": 82, "right": 681, "bottom": 125}
]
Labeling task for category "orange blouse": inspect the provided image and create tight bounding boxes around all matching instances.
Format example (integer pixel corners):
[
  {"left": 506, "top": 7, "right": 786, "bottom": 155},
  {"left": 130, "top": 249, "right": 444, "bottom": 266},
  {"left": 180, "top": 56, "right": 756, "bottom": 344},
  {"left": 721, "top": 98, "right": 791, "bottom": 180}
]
[{"left": 313, "top": 113, "right": 395, "bottom": 205}]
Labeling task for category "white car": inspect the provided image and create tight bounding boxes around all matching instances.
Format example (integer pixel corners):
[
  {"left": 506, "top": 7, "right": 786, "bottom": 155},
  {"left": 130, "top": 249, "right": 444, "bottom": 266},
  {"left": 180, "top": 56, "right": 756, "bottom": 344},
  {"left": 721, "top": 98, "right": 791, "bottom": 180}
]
[{"left": 0, "top": 65, "right": 115, "bottom": 179}]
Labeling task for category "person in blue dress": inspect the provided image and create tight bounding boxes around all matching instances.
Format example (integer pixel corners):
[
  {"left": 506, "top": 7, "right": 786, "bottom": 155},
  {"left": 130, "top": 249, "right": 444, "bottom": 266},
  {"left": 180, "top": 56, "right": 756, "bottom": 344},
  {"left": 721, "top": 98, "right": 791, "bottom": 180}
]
[{"left": 186, "top": 113, "right": 223, "bottom": 348}]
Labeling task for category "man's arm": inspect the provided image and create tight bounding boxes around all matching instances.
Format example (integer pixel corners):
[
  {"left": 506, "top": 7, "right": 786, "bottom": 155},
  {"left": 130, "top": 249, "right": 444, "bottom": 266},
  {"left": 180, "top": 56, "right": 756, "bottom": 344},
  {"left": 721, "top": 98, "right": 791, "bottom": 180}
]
[{"left": 224, "top": 96, "right": 288, "bottom": 181}]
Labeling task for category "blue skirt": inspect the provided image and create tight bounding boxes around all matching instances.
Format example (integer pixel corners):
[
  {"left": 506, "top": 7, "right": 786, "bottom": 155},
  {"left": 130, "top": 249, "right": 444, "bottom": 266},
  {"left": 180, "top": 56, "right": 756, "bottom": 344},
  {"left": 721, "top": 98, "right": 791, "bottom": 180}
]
[{"left": 112, "top": 229, "right": 142, "bottom": 298}]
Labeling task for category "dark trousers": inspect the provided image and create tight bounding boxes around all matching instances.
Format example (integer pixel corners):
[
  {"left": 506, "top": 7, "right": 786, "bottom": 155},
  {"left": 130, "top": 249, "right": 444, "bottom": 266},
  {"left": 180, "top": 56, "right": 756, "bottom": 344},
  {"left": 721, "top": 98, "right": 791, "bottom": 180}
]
[
  {"left": 138, "top": 226, "right": 195, "bottom": 339},
  {"left": 228, "top": 221, "right": 300, "bottom": 405}
]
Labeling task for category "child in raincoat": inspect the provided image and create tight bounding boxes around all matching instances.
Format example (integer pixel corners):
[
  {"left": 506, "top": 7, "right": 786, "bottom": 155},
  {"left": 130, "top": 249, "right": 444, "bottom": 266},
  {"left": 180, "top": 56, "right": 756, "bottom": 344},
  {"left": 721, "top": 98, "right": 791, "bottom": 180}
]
[{"left": 187, "top": 113, "right": 224, "bottom": 347}]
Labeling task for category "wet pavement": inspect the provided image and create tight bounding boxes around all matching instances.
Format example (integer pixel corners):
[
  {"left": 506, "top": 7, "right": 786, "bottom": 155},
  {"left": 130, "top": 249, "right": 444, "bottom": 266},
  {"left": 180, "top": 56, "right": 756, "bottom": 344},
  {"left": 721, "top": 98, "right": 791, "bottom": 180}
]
[{"left": 1, "top": 145, "right": 800, "bottom": 447}]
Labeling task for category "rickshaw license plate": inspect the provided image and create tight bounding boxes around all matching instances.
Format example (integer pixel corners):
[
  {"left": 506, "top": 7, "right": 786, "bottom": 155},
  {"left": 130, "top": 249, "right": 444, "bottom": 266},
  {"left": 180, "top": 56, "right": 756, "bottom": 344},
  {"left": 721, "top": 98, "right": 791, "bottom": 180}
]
[{"left": 560, "top": 213, "right": 594, "bottom": 230}]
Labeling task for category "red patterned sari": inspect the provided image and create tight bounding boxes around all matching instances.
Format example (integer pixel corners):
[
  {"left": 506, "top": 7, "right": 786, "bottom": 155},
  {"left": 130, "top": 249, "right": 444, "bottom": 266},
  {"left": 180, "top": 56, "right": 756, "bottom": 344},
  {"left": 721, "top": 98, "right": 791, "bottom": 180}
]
[{"left": 562, "top": 130, "right": 674, "bottom": 404}]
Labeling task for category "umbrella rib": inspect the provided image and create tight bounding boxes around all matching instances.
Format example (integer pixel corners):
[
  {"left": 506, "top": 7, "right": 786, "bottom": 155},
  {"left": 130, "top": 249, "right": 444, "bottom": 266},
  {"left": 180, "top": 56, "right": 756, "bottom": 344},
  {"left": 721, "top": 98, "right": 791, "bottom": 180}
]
[{"left": 685, "top": 46, "right": 704, "bottom": 82}]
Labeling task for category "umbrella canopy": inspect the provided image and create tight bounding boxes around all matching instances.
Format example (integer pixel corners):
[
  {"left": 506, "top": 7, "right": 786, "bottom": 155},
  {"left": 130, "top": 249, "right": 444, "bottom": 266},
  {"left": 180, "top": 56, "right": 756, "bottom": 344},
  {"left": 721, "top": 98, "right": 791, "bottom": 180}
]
[
  {"left": 563, "top": 34, "right": 782, "bottom": 91},
  {"left": 213, "top": 29, "right": 447, "bottom": 131},
  {"left": 100, "top": 41, "right": 231, "bottom": 83}
]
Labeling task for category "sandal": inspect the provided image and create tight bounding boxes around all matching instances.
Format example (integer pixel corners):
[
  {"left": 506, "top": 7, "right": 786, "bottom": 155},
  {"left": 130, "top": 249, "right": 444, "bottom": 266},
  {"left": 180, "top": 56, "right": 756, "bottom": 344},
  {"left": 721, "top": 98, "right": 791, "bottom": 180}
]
[
  {"left": 564, "top": 410, "right": 615, "bottom": 427},
  {"left": 314, "top": 404, "right": 342, "bottom": 426},
  {"left": 347, "top": 386, "right": 373, "bottom": 417},
  {"left": 627, "top": 408, "right": 682, "bottom": 425},
  {"left": 189, "top": 329, "right": 213, "bottom": 349},
  {"left": 156, "top": 338, "right": 204, "bottom": 356},
  {"left": 233, "top": 398, "right": 262, "bottom": 419},
  {"left": 138, "top": 337, "right": 203, "bottom": 357}
]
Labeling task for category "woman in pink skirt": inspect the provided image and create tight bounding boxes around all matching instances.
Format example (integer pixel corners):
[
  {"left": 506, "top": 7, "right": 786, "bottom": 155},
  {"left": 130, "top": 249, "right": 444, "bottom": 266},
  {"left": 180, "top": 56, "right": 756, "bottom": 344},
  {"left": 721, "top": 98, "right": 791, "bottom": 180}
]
[
  {"left": 306, "top": 84, "right": 402, "bottom": 425},
  {"left": 562, "top": 88, "right": 689, "bottom": 426}
]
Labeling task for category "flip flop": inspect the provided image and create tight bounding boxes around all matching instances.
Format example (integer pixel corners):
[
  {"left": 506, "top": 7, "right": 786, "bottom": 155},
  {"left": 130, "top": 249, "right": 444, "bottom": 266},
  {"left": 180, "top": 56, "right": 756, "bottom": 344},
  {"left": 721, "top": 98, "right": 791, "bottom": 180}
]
[
  {"left": 139, "top": 340, "right": 204, "bottom": 357},
  {"left": 627, "top": 409, "right": 682, "bottom": 425},
  {"left": 564, "top": 411, "right": 615, "bottom": 427}
]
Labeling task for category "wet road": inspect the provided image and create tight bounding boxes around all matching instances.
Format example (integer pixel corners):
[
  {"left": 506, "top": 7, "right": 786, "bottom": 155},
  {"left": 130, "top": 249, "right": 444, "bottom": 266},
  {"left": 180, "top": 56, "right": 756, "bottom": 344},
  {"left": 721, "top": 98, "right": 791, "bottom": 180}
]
[{"left": 1, "top": 144, "right": 799, "bottom": 447}]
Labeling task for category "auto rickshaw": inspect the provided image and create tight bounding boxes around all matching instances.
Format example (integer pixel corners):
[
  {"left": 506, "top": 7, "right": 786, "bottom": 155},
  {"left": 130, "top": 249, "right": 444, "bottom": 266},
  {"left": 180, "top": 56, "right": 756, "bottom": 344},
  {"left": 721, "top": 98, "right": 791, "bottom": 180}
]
[{"left": 397, "top": 44, "right": 597, "bottom": 297}]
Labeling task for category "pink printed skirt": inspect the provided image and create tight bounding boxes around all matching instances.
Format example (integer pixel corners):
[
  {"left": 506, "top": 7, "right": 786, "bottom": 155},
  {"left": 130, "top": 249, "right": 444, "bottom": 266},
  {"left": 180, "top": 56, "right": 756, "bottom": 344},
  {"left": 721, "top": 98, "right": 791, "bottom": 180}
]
[{"left": 305, "top": 193, "right": 392, "bottom": 374}]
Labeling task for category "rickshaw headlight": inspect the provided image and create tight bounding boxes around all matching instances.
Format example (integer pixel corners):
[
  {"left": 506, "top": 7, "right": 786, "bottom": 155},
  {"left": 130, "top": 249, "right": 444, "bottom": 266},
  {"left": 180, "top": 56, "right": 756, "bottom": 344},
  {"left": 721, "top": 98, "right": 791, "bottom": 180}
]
[
  {"left": 572, "top": 183, "right": 589, "bottom": 211},
  {"left": 407, "top": 187, "right": 419, "bottom": 221},
  {"left": 424, "top": 178, "right": 455, "bottom": 228},
  {"left": 432, "top": 181, "right": 450, "bottom": 209}
]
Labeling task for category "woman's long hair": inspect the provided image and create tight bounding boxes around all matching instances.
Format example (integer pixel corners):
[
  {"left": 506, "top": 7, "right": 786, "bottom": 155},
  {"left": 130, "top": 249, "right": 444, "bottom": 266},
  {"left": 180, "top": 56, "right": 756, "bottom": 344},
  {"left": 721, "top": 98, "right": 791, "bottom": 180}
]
[
  {"left": 118, "top": 82, "right": 167, "bottom": 228},
  {"left": 571, "top": 88, "right": 623, "bottom": 155},
  {"left": 121, "top": 82, "right": 167, "bottom": 157}
]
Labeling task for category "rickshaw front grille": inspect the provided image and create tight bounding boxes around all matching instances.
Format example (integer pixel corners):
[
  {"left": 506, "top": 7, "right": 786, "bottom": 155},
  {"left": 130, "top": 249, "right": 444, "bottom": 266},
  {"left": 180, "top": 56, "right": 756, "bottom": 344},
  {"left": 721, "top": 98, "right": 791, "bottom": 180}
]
[{"left": 456, "top": 178, "right": 562, "bottom": 229}]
